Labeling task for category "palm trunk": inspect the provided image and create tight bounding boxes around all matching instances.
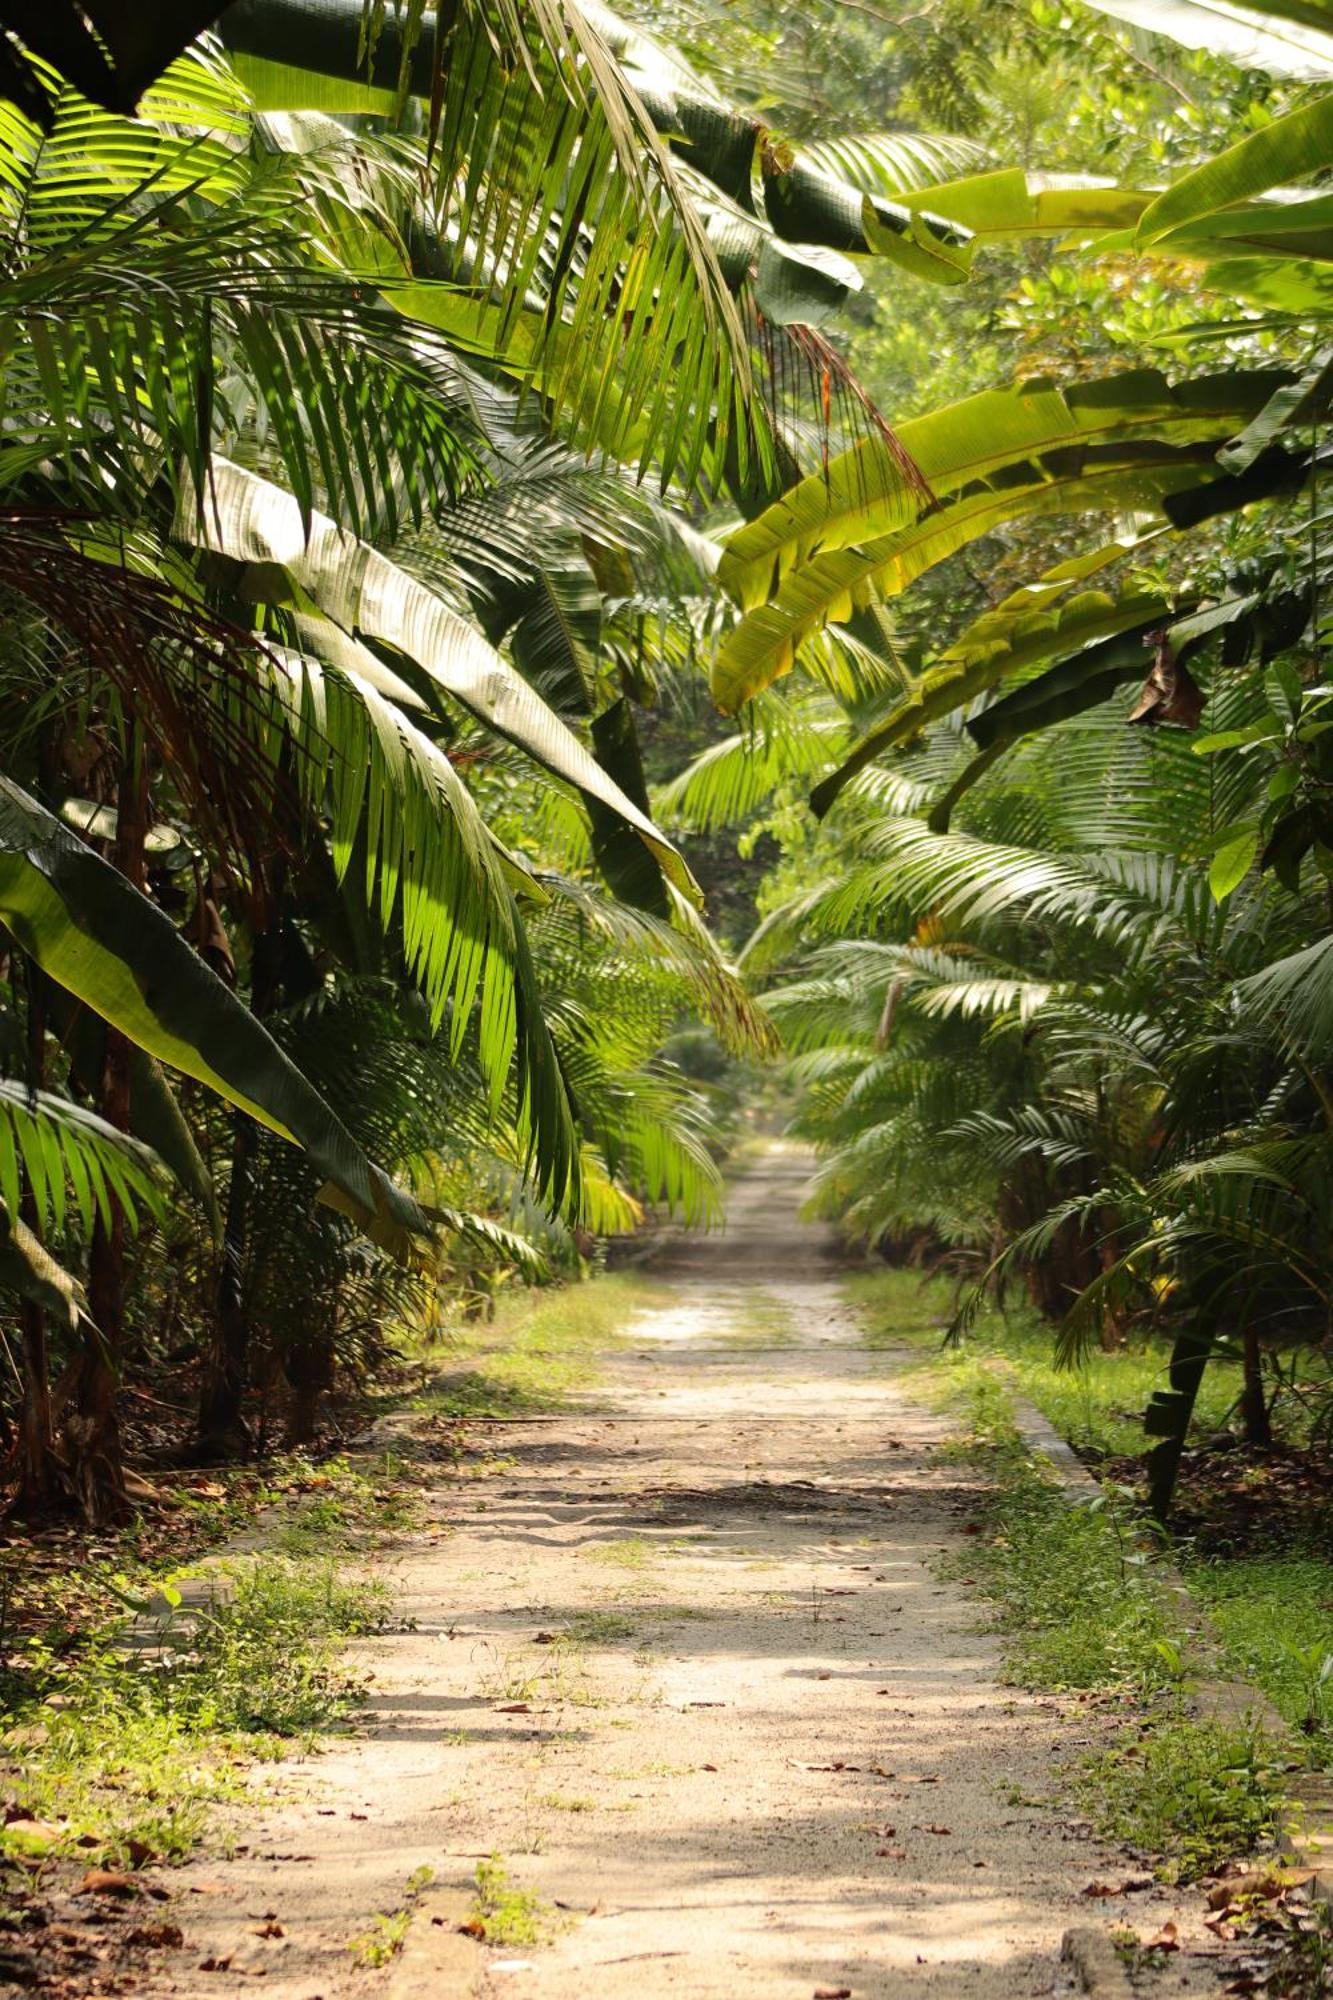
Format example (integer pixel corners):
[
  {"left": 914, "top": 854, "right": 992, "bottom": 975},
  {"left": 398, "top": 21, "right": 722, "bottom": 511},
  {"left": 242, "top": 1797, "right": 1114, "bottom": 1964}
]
[
  {"left": 196, "top": 889, "right": 285, "bottom": 1458},
  {"left": 197, "top": 1109, "right": 257, "bottom": 1459},
  {"left": 63, "top": 732, "right": 148, "bottom": 1524},
  {"left": 1239, "top": 1323, "right": 1271, "bottom": 1448},
  {"left": 15, "top": 964, "right": 56, "bottom": 1511}
]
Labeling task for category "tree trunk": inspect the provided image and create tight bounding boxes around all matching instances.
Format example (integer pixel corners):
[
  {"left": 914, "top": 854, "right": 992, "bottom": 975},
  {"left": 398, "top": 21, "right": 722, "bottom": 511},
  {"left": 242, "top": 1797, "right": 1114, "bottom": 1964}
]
[
  {"left": 1239, "top": 1323, "right": 1272, "bottom": 1448},
  {"left": 196, "top": 1110, "right": 257, "bottom": 1459},
  {"left": 62, "top": 731, "right": 148, "bottom": 1524},
  {"left": 14, "top": 961, "right": 57, "bottom": 1512},
  {"left": 196, "top": 891, "right": 284, "bottom": 1457}
]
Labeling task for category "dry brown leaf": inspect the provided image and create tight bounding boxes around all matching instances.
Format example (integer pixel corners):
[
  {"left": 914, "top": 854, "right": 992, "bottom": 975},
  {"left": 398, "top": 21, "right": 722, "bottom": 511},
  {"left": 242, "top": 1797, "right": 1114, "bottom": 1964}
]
[
  {"left": 1146, "top": 1922, "right": 1179, "bottom": 1953},
  {"left": 79, "top": 1871, "right": 138, "bottom": 1899},
  {"left": 125, "top": 1922, "right": 183, "bottom": 1949}
]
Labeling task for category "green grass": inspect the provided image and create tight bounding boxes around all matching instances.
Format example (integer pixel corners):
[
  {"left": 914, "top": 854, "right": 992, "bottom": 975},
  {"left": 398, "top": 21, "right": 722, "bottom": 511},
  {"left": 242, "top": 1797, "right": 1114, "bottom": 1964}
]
[
  {"left": 897, "top": 1361, "right": 1287, "bottom": 1881},
  {"left": 0, "top": 1556, "right": 391, "bottom": 1871},
  {"left": 469, "top": 1855, "right": 552, "bottom": 1947},
  {"left": 347, "top": 1865, "right": 435, "bottom": 1967},
  {"left": 1084, "top": 1717, "right": 1284, "bottom": 1883},
  {"left": 710, "top": 1286, "right": 797, "bottom": 1348},
  {"left": 1189, "top": 1556, "right": 1333, "bottom": 1766},
  {"left": 848, "top": 1266, "right": 1245, "bottom": 1458},
  {"left": 270, "top": 1453, "right": 421, "bottom": 1554},
  {"left": 415, "top": 1271, "right": 676, "bottom": 1418},
  {"left": 932, "top": 1373, "right": 1181, "bottom": 1694},
  {"left": 850, "top": 1266, "right": 1333, "bottom": 1766}
]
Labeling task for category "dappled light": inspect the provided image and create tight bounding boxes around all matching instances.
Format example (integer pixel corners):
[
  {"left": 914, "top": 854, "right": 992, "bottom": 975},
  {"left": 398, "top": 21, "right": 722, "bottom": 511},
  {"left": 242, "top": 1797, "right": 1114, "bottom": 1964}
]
[{"left": 0, "top": 0, "right": 1330, "bottom": 1992}]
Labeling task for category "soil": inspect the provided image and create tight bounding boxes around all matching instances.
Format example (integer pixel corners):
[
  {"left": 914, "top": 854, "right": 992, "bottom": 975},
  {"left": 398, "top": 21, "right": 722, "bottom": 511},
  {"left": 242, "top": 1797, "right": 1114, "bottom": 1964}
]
[{"left": 111, "top": 1145, "right": 1255, "bottom": 1996}]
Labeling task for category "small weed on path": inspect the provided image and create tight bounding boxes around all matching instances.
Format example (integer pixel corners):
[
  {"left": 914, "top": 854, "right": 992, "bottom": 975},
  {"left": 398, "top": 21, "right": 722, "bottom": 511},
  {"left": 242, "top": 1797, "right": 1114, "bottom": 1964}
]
[
  {"left": 348, "top": 1864, "right": 435, "bottom": 1967},
  {"left": 468, "top": 1854, "right": 553, "bottom": 1946}
]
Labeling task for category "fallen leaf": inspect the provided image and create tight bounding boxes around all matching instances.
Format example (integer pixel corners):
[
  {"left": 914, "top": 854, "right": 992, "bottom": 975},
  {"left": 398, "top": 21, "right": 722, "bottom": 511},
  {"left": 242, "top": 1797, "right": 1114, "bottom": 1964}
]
[
  {"left": 125, "top": 1922, "right": 183, "bottom": 1949},
  {"left": 1146, "top": 1922, "right": 1179, "bottom": 1953},
  {"left": 701, "top": 1764, "right": 718, "bottom": 1773},
  {"left": 1208, "top": 1868, "right": 1313, "bottom": 1909},
  {"left": 458, "top": 1918, "right": 487, "bottom": 1940},
  {"left": 254, "top": 1921, "right": 284, "bottom": 1939},
  {"left": 814, "top": 1988, "right": 852, "bottom": 1998},
  {"left": 126, "top": 1837, "right": 156, "bottom": 1869},
  {"left": 79, "top": 1871, "right": 137, "bottom": 1899},
  {"left": 920, "top": 1825, "right": 952, "bottom": 1836},
  {"left": 876, "top": 1846, "right": 907, "bottom": 1860},
  {"left": 495, "top": 1703, "right": 530, "bottom": 1714},
  {"left": 534, "top": 1632, "right": 555, "bottom": 1645}
]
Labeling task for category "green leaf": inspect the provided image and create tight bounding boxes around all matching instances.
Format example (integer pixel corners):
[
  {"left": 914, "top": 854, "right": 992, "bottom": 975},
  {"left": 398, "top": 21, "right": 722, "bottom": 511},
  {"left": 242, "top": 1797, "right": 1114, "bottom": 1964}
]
[
  {"left": 179, "top": 460, "right": 699, "bottom": 906},
  {"left": 0, "top": 774, "right": 428, "bottom": 1255},
  {"left": 1078, "top": 0, "right": 1333, "bottom": 79},
  {"left": 1138, "top": 95, "right": 1333, "bottom": 244},
  {"left": 809, "top": 545, "right": 1167, "bottom": 815},
  {"left": 1209, "top": 828, "right": 1260, "bottom": 902},
  {"left": 0, "top": 1197, "right": 84, "bottom": 1333},
  {"left": 718, "top": 367, "right": 1285, "bottom": 615}
]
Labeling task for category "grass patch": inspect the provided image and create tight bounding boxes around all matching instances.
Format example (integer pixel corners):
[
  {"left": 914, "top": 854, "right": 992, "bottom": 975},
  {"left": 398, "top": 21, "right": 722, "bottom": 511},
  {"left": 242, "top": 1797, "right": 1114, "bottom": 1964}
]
[
  {"left": 564, "top": 1611, "right": 636, "bottom": 1643},
  {"left": 416, "top": 1272, "right": 676, "bottom": 1418},
  {"left": 710, "top": 1287, "right": 798, "bottom": 1348},
  {"left": 848, "top": 1267, "right": 1244, "bottom": 1458},
  {"left": 850, "top": 1267, "right": 1333, "bottom": 1766},
  {"left": 469, "top": 1855, "right": 552, "bottom": 1947},
  {"left": 1188, "top": 1556, "right": 1333, "bottom": 1767},
  {"left": 347, "top": 1865, "right": 435, "bottom": 1968},
  {"left": 933, "top": 1375, "right": 1179, "bottom": 1694},
  {"left": 0, "top": 1556, "right": 391, "bottom": 1871},
  {"left": 271, "top": 1455, "right": 420, "bottom": 1555},
  {"left": 1084, "top": 1718, "right": 1284, "bottom": 1883},
  {"left": 905, "top": 1363, "right": 1287, "bottom": 1881},
  {"left": 584, "top": 1536, "right": 656, "bottom": 1571}
]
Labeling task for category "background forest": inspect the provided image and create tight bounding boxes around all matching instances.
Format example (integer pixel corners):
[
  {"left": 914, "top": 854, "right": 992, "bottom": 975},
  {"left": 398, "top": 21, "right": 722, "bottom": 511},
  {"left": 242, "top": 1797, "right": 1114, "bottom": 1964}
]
[{"left": 0, "top": 0, "right": 1330, "bottom": 1548}]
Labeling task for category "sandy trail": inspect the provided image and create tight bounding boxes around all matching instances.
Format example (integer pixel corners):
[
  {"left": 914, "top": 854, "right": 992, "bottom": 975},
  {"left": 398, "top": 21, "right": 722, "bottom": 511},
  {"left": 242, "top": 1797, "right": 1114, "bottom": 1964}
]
[{"left": 144, "top": 1145, "right": 1238, "bottom": 1998}]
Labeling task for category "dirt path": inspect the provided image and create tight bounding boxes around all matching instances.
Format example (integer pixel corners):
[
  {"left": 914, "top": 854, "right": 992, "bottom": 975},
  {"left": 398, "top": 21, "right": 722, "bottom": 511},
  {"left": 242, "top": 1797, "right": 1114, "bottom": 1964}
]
[{"left": 144, "top": 1145, "right": 1240, "bottom": 1998}]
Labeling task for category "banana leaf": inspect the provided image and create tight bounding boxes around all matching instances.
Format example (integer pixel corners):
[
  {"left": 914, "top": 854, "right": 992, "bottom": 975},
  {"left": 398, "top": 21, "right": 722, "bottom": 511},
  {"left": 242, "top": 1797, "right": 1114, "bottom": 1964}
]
[
  {"left": 177, "top": 459, "right": 700, "bottom": 905},
  {"left": 0, "top": 774, "right": 429, "bottom": 1255}
]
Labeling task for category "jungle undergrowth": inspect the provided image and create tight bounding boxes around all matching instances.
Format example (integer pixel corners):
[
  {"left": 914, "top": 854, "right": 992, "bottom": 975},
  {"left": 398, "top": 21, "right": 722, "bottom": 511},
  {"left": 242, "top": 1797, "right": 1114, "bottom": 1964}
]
[
  {"left": 893, "top": 1342, "right": 1289, "bottom": 1883},
  {"left": 850, "top": 1268, "right": 1333, "bottom": 1767}
]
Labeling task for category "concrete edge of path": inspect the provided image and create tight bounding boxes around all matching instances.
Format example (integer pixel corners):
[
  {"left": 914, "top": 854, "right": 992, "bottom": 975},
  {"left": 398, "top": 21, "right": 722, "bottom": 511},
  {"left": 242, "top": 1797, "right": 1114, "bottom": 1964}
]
[
  {"left": 1002, "top": 1379, "right": 1333, "bottom": 1915},
  {"left": 1060, "top": 1925, "right": 1136, "bottom": 1999},
  {"left": 386, "top": 1888, "right": 485, "bottom": 1998}
]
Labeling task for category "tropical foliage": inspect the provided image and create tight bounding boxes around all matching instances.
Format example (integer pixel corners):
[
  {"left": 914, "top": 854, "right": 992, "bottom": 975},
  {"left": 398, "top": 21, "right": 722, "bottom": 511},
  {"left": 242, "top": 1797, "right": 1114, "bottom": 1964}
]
[
  {"left": 659, "top": 0, "right": 1333, "bottom": 1513},
  {"left": 2, "top": 0, "right": 1333, "bottom": 1529}
]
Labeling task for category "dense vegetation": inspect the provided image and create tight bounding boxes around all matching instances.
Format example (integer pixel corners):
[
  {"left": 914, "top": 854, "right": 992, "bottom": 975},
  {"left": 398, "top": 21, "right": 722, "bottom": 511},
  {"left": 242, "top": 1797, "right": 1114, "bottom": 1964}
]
[{"left": 0, "top": 0, "right": 1330, "bottom": 1557}]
